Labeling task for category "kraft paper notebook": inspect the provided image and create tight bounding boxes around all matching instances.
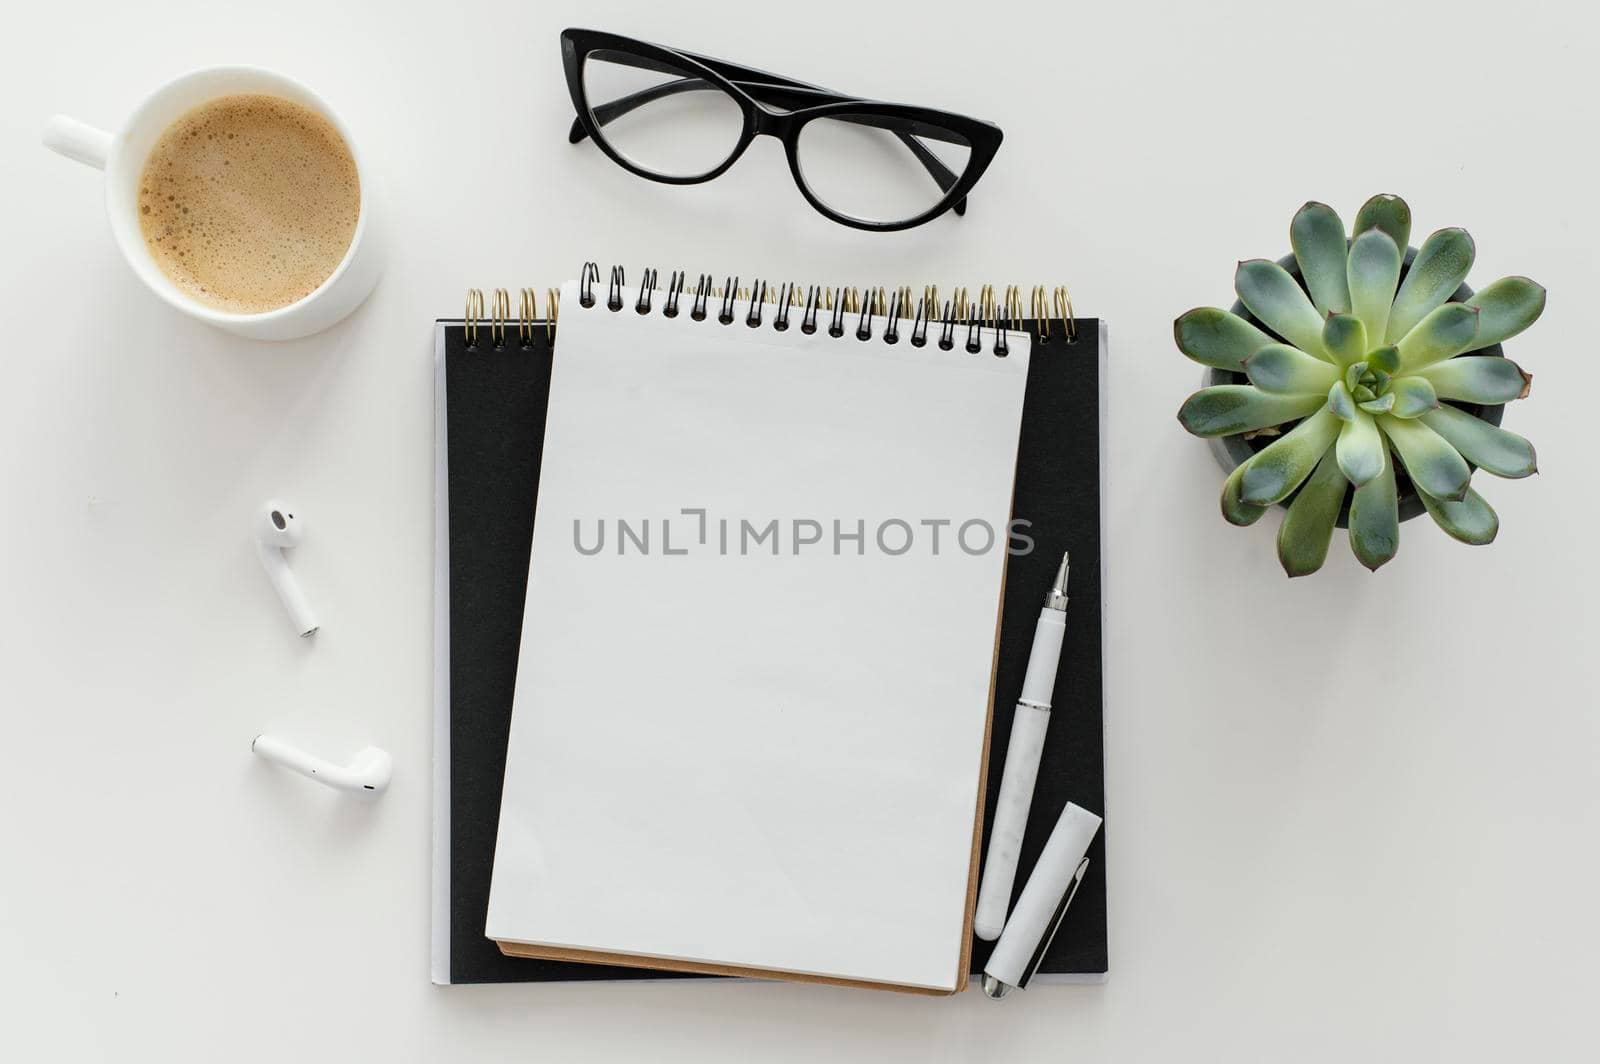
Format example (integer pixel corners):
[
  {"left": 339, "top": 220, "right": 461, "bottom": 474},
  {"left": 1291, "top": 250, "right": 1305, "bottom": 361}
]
[{"left": 432, "top": 270, "right": 1108, "bottom": 992}]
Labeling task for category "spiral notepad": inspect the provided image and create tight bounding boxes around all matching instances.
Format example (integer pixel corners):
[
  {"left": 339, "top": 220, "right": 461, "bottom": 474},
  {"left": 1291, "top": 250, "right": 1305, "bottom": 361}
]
[{"left": 439, "top": 266, "right": 1102, "bottom": 995}]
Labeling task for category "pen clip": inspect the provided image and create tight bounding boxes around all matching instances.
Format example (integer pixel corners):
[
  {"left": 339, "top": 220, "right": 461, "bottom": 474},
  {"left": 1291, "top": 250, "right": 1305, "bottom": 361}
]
[{"left": 1018, "top": 857, "right": 1090, "bottom": 990}]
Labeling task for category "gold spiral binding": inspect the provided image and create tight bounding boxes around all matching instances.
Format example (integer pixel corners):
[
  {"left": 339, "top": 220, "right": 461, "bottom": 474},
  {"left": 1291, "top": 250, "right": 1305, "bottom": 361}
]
[
  {"left": 462, "top": 270, "right": 1081, "bottom": 349},
  {"left": 490, "top": 288, "right": 510, "bottom": 347},
  {"left": 1003, "top": 285, "right": 1022, "bottom": 326},
  {"left": 1054, "top": 285, "right": 1077, "bottom": 342},
  {"left": 464, "top": 288, "right": 484, "bottom": 347},
  {"left": 950, "top": 287, "right": 969, "bottom": 324},
  {"left": 519, "top": 289, "right": 537, "bottom": 344}
]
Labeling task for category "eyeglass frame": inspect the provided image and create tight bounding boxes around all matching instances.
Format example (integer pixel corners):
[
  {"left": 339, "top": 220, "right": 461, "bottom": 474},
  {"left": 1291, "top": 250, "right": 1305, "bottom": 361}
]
[{"left": 560, "top": 28, "right": 1005, "bottom": 233}]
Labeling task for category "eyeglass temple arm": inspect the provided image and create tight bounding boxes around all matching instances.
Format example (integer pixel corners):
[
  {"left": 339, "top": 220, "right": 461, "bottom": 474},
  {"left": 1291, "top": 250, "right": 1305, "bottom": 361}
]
[{"left": 570, "top": 79, "right": 968, "bottom": 215}]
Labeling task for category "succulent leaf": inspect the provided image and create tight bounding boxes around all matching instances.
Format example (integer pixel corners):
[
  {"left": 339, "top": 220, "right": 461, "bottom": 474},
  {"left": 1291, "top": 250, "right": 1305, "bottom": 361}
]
[
  {"left": 1396, "top": 303, "right": 1480, "bottom": 371},
  {"left": 1348, "top": 446, "right": 1399, "bottom": 570},
  {"left": 1175, "top": 307, "right": 1276, "bottom": 370},
  {"left": 1385, "top": 227, "right": 1475, "bottom": 343},
  {"left": 1417, "top": 356, "right": 1531, "bottom": 404},
  {"left": 1322, "top": 313, "right": 1368, "bottom": 369},
  {"left": 1177, "top": 386, "right": 1323, "bottom": 438},
  {"left": 1276, "top": 448, "right": 1347, "bottom": 577},
  {"left": 1290, "top": 202, "right": 1352, "bottom": 316},
  {"left": 1336, "top": 409, "right": 1384, "bottom": 486},
  {"left": 1347, "top": 229, "right": 1403, "bottom": 348},
  {"left": 1387, "top": 375, "right": 1439, "bottom": 418},
  {"left": 1380, "top": 414, "right": 1472, "bottom": 501},
  {"left": 1366, "top": 345, "right": 1401, "bottom": 375},
  {"left": 1235, "top": 259, "right": 1333, "bottom": 361},
  {"left": 1221, "top": 459, "right": 1269, "bottom": 526},
  {"left": 1245, "top": 343, "right": 1341, "bottom": 395},
  {"left": 1463, "top": 276, "right": 1548, "bottom": 350},
  {"left": 1352, "top": 193, "right": 1412, "bottom": 254},
  {"left": 1239, "top": 407, "right": 1341, "bottom": 505},
  {"left": 1328, "top": 380, "right": 1357, "bottom": 421},
  {"left": 1419, "top": 485, "right": 1499, "bottom": 545},
  {"left": 1359, "top": 393, "right": 1394, "bottom": 414},
  {"left": 1418, "top": 405, "right": 1537, "bottom": 479}
]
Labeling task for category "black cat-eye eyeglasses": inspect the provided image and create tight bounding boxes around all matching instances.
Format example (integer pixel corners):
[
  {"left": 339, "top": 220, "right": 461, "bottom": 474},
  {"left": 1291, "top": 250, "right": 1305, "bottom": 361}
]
[{"left": 561, "top": 28, "right": 1004, "bottom": 232}]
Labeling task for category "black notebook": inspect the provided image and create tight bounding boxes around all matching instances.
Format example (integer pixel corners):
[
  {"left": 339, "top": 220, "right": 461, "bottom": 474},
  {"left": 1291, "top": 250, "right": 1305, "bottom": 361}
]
[{"left": 431, "top": 279, "right": 1107, "bottom": 987}]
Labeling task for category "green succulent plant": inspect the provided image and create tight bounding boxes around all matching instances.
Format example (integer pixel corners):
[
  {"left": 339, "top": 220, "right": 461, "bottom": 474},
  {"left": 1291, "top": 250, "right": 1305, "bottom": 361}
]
[{"left": 1176, "top": 194, "right": 1545, "bottom": 576}]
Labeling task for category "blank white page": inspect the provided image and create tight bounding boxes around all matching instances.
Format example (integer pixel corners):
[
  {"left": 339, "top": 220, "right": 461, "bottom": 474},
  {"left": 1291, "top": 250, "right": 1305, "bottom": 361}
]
[{"left": 486, "top": 282, "right": 1031, "bottom": 991}]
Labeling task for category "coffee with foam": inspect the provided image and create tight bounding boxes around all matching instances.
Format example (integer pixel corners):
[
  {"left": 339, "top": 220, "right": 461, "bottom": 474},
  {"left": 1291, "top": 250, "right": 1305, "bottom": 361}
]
[{"left": 138, "top": 94, "right": 360, "bottom": 315}]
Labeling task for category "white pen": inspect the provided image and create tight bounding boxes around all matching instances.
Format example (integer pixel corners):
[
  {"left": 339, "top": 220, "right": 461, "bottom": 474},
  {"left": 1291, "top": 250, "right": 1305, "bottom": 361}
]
[{"left": 973, "top": 551, "right": 1070, "bottom": 942}]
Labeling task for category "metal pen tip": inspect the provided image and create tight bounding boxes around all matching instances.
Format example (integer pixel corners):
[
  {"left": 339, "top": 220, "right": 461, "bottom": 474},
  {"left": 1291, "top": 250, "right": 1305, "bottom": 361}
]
[{"left": 1043, "top": 550, "right": 1070, "bottom": 611}]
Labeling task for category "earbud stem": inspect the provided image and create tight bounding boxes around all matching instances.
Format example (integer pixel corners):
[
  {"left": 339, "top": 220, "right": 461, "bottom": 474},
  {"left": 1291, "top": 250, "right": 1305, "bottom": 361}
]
[
  {"left": 256, "top": 540, "right": 319, "bottom": 637},
  {"left": 252, "top": 735, "right": 391, "bottom": 794}
]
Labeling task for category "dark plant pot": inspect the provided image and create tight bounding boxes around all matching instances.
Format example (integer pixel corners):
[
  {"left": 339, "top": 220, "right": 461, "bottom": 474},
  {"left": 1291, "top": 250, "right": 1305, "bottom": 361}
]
[{"left": 1205, "top": 248, "right": 1507, "bottom": 528}]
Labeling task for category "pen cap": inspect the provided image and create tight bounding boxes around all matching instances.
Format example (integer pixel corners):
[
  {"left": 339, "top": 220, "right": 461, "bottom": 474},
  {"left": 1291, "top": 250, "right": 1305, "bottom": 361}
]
[
  {"left": 1019, "top": 607, "right": 1067, "bottom": 706},
  {"left": 982, "top": 802, "right": 1102, "bottom": 991}
]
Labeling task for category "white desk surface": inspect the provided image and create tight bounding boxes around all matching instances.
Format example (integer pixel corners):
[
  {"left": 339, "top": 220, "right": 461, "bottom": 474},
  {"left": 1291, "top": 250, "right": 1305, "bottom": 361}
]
[{"left": 3, "top": 1, "right": 1596, "bottom": 1060}]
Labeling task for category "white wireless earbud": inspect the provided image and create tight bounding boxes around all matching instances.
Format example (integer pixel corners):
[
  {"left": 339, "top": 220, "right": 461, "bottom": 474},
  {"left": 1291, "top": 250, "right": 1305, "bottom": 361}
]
[
  {"left": 255, "top": 500, "right": 319, "bottom": 637},
  {"left": 252, "top": 735, "right": 392, "bottom": 794}
]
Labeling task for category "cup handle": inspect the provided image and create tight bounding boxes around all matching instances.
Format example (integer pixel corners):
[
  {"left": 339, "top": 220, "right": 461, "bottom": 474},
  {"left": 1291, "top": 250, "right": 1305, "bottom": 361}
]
[{"left": 43, "top": 114, "right": 113, "bottom": 170}]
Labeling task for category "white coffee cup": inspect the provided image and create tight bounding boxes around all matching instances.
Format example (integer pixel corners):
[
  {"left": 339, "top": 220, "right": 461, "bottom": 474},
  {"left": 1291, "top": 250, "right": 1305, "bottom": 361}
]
[{"left": 43, "top": 67, "right": 382, "bottom": 342}]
